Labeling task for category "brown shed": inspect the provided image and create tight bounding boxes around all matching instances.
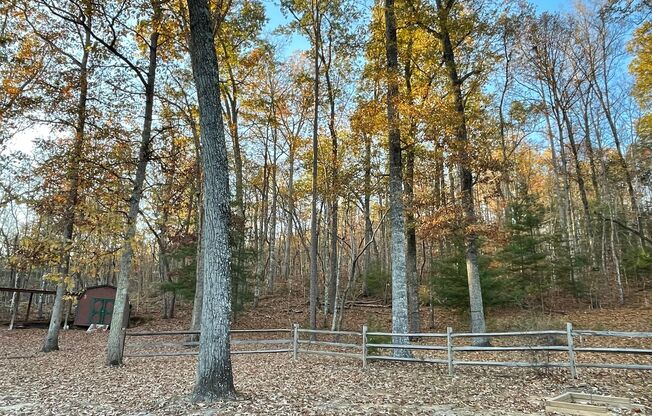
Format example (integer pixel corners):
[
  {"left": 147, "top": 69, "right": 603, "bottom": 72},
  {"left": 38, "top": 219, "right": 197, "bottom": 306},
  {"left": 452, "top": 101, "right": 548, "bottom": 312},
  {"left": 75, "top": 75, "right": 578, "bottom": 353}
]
[{"left": 73, "top": 285, "right": 129, "bottom": 328}]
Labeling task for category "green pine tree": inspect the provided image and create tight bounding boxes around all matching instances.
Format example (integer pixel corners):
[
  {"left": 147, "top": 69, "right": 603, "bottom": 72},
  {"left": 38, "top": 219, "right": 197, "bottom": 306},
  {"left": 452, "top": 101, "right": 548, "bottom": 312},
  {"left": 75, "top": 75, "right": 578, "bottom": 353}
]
[{"left": 497, "top": 195, "right": 550, "bottom": 309}]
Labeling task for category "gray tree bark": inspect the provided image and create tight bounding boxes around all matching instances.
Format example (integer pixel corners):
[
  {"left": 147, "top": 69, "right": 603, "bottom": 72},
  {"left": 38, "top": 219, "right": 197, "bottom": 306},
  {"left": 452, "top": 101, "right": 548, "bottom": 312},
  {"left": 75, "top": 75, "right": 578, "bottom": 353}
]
[
  {"left": 189, "top": 112, "right": 203, "bottom": 341},
  {"left": 42, "top": 8, "right": 91, "bottom": 352},
  {"left": 590, "top": 16, "right": 644, "bottom": 247},
  {"left": 8, "top": 270, "right": 20, "bottom": 331},
  {"left": 385, "top": 0, "right": 410, "bottom": 356},
  {"left": 403, "top": 36, "right": 419, "bottom": 335},
  {"left": 324, "top": 64, "right": 338, "bottom": 315},
  {"left": 436, "top": 2, "right": 487, "bottom": 344},
  {"left": 309, "top": 0, "right": 321, "bottom": 331},
  {"left": 267, "top": 87, "right": 279, "bottom": 293},
  {"left": 281, "top": 141, "right": 295, "bottom": 283},
  {"left": 362, "top": 132, "right": 372, "bottom": 295},
  {"left": 106, "top": 0, "right": 161, "bottom": 366},
  {"left": 187, "top": 0, "right": 236, "bottom": 401},
  {"left": 189, "top": 204, "right": 204, "bottom": 339}
]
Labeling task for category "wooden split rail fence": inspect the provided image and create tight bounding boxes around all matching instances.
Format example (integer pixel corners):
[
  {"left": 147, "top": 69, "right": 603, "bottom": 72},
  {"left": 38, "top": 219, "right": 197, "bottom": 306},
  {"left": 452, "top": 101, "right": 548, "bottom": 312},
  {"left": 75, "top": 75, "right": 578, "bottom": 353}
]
[
  {"left": 121, "top": 323, "right": 652, "bottom": 378},
  {"left": 122, "top": 328, "right": 293, "bottom": 358}
]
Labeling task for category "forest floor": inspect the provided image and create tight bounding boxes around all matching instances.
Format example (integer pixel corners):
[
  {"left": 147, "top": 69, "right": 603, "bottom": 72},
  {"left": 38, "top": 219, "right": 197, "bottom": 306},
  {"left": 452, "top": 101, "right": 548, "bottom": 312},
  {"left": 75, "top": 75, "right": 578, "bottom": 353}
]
[{"left": 0, "top": 294, "right": 650, "bottom": 415}]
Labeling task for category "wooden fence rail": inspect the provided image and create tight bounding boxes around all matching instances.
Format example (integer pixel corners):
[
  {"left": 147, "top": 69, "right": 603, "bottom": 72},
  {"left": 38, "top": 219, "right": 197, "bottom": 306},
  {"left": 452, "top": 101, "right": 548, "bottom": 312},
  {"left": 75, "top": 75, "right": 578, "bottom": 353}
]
[
  {"left": 122, "top": 328, "right": 292, "bottom": 358},
  {"left": 121, "top": 322, "right": 652, "bottom": 378}
]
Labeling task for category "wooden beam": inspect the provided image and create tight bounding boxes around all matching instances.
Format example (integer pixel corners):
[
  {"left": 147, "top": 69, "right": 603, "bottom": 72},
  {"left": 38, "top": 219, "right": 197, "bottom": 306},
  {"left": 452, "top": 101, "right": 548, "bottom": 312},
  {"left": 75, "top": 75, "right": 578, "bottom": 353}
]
[{"left": 0, "top": 287, "right": 57, "bottom": 295}]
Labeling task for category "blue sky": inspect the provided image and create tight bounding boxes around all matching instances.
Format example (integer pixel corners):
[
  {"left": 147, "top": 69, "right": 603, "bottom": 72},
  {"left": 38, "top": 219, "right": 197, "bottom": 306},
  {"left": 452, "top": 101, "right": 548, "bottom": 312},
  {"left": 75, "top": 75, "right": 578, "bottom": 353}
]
[
  {"left": 532, "top": 0, "right": 568, "bottom": 12},
  {"left": 4, "top": 0, "right": 575, "bottom": 155},
  {"left": 263, "top": 0, "right": 571, "bottom": 56}
]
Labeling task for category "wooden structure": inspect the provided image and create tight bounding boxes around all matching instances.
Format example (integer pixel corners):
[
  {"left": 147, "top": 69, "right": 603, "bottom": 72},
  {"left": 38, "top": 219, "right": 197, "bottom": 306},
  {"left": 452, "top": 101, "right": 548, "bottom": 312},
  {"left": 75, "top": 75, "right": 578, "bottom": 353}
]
[
  {"left": 545, "top": 392, "right": 644, "bottom": 415},
  {"left": 0, "top": 287, "right": 56, "bottom": 328},
  {"left": 120, "top": 323, "right": 652, "bottom": 379},
  {"left": 122, "top": 328, "right": 292, "bottom": 358},
  {"left": 73, "top": 285, "right": 129, "bottom": 327}
]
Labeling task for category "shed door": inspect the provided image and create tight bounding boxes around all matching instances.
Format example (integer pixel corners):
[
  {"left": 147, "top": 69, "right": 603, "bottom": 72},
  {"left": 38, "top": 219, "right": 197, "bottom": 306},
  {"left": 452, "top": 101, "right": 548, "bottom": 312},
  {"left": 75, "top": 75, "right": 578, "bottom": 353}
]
[{"left": 89, "top": 298, "right": 114, "bottom": 325}]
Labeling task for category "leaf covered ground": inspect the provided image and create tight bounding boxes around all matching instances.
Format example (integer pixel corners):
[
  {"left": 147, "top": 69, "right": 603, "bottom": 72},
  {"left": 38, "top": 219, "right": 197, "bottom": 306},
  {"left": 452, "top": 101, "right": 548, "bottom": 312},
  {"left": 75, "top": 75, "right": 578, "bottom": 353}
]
[{"left": 1, "top": 300, "right": 651, "bottom": 415}]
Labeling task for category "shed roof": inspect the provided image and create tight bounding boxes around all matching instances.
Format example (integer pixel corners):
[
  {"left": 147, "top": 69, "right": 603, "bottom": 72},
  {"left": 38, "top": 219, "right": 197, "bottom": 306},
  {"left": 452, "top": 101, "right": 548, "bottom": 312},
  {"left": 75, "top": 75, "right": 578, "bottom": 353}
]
[{"left": 75, "top": 285, "right": 117, "bottom": 297}]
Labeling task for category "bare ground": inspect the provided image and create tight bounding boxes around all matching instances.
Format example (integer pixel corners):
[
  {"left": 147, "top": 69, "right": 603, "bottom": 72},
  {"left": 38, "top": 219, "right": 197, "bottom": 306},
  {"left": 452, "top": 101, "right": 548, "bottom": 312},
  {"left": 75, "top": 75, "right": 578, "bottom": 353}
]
[
  {"left": 1, "top": 295, "right": 651, "bottom": 415},
  {"left": 1, "top": 325, "right": 651, "bottom": 414}
]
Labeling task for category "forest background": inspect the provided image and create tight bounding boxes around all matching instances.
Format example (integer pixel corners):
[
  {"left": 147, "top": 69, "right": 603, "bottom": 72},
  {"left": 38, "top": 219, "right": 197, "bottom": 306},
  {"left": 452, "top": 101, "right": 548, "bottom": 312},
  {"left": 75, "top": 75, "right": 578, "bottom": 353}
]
[{"left": 0, "top": 0, "right": 650, "bottom": 344}]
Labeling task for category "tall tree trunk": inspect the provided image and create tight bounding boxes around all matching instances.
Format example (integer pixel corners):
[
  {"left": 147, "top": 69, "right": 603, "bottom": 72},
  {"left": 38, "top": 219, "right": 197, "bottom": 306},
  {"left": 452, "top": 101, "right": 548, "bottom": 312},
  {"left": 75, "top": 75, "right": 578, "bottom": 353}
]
[
  {"left": 189, "top": 204, "right": 204, "bottom": 339},
  {"left": 159, "top": 240, "right": 172, "bottom": 319},
  {"left": 189, "top": 111, "right": 203, "bottom": 341},
  {"left": 257, "top": 140, "right": 270, "bottom": 301},
  {"left": 562, "top": 108, "right": 595, "bottom": 269},
  {"left": 549, "top": 97, "right": 576, "bottom": 285},
  {"left": 323, "top": 67, "right": 338, "bottom": 315},
  {"left": 405, "top": 146, "right": 419, "bottom": 334},
  {"left": 581, "top": 96, "right": 600, "bottom": 201},
  {"left": 403, "top": 38, "right": 419, "bottom": 335},
  {"left": 542, "top": 104, "right": 571, "bottom": 283},
  {"left": 362, "top": 132, "right": 372, "bottom": 295},
  {"left": 42, "top": 11, "right": 91, "bottom": 352},
  {"left": 609, "top": 202, "right": 625, "bottom": 305},
  {"left": 106, "top": 1, "right": 160, "bottom": 366},
  {"left": 252, "top": 193, "right": 261, "bottom": 308},
  {"left": 225, "top": 94, "right": 246, "bottom": 239},
  {"left": 267, "top": 95, "right": 278, "bottom": 293},
  {"left": 498, "top": 28, "right": 513, "bottom": 220},
  {"left": 187, "top": 0, "right": 235, "bottom": 400},
  {"left": 437, "top": 4, "right": 486, "bottom": 344},
  {"left": 309, "top": 0, "right": 321, "bottom": 331},
  {"left": 590, "top": 35, "right": 644, "bottom": 246},
  {"left": 385, "top": 0, "right": 410, "bottom": 356},
  {"left": 281, "top": 142, "right": 295, "bottom": 284}
]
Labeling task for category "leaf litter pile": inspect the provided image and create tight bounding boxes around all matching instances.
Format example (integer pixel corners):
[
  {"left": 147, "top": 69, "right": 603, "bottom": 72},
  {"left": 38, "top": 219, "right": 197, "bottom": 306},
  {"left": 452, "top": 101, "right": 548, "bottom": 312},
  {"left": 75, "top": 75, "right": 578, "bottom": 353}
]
[{"left": 1, "top": 300, "right": 651, "bottom": 415}]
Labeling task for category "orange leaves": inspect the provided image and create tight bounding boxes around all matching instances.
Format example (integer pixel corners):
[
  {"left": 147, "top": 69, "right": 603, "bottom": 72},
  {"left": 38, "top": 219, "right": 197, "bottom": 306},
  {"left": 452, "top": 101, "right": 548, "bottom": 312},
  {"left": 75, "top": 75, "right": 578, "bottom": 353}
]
[
  {"left": 1, "top": 78, "right": 22, "bottom": 99},
  {"left": 419, "top": 204, "right": 462, "bottom": 240}
]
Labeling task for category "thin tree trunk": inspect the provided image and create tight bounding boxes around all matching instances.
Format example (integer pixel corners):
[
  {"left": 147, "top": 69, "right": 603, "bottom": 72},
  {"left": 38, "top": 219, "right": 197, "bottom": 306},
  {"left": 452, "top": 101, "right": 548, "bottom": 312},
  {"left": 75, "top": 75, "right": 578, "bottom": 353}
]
[
  {"left": 403, "top": 39, "right": 419, "bottom": 335},
  {"left": 8, "top": 271, "right": 19, "bottom": 330},
  {"left": 581, "top": 96, "right": 600, "bottom": 201},
  {"left": 498, "top": 28, "right": 513, "bottom": 220},
  {"left": 37, "top": 277, "right": 45, "bottom": 319},
  {"left": 282, "top": 143, "right": 295, "bottom": 283},
  {"left": 259, "top": 140, "right": 270, "bottom": 296},
  {"left": 554, "top": 105, "right": 576, "bottom": 286},
  {"left": 437, "top": 3, "right": 486, "bottom": 344},
  {"left": 309, "top": 0, "right": 321, "bottom": 331},
  {"left": 106, "top": 1, "right": 160, "bottom": 365},
  {"left": 189, "top": 111, "right": 203, "bottom": 342},
  {"left": 42, "top": 11, "right": 91, "bottom": 352},
  {"left": 253, "top": 191, "right": 265, "bottom": 308},
  {"left": 323, "top": 66, "right": 338, "bottom": 315},
  {"left": 267, "top": 94, "right": 278, "bottom": 293},
  {"left": 160, "top": 245, "right": 172, "bottom": 319},
  {"left": 562, "top": 107, "right": 595, "bottom": 269},
  {"left": 362, "top": 132, "right": 373, "bottom": 296},
  {"left": 591, "top": 45, "right": 644, "bottom": 246},
  {"left": 335, "top": 211, "right": 385, "bottom": 330},
  {"left": 609, "top": 203, "right": 625, "bottom": 305}
]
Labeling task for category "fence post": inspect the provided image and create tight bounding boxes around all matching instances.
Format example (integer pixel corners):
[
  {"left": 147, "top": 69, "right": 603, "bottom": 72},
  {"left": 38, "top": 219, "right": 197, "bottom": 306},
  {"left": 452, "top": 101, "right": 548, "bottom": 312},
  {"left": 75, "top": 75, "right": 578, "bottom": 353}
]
[
  {"left": 447, "top": 326, "right": 454, "bottom": 376},
  {"left": 566, "top": 322, "right": 577, "bottom": 379},
  {"left": 362, "top": 324, "right": 368, "bottom": 368},
  {"left": 292, "top": 324, "right": 299, "bottom": 361}
]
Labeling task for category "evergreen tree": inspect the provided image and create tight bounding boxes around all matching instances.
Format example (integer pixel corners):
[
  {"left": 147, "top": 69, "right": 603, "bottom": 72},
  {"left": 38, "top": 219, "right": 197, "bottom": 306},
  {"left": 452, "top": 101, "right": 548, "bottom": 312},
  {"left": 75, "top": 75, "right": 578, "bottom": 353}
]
[{"left": 497, "top": 195, "right": 550, "bottom": 309}]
